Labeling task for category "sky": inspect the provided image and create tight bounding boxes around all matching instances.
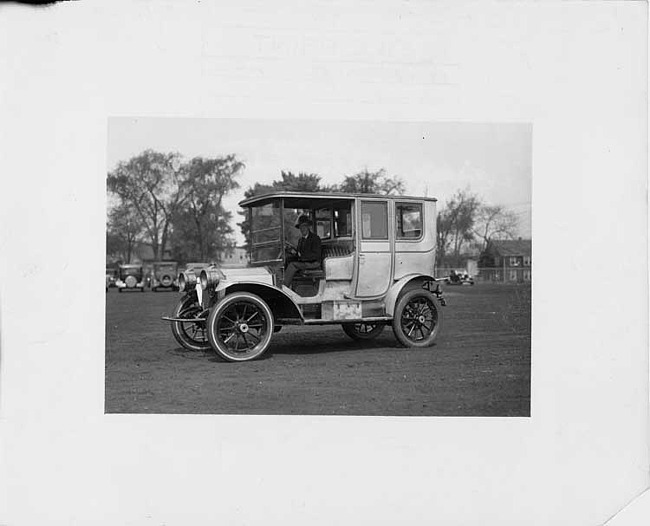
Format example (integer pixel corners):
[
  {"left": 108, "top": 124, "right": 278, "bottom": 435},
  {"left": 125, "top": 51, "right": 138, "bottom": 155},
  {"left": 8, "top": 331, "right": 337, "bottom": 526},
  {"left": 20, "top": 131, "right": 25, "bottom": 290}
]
[{"left": 108, "top": 118, "right": 532, "bottom": 244}]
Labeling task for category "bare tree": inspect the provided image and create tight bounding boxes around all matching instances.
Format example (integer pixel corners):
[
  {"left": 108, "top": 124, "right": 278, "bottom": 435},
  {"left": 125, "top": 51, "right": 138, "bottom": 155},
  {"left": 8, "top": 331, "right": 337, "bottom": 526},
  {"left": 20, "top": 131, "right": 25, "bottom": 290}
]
[
  {"left": 472, "top": 205, "right": 519, "bottom": 253},
  {"left": 436, "top": 188, "right": 481, "bottom": 266}
]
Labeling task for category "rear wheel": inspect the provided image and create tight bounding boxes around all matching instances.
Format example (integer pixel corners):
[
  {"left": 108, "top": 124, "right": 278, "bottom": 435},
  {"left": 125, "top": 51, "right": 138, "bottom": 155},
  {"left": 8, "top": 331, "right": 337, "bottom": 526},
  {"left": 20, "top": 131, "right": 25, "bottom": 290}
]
[
  {"left": 171, "top": 293, "right": 211, "bottom": 352},
  {"left": 342, "top": 322, "right": 385, "bottom": 340},
  {"left": 207, "top": 292, "right": 273, "bottom": 362},
  {"left": 392, "top": 289, "right": 442, "bottom": 347}
]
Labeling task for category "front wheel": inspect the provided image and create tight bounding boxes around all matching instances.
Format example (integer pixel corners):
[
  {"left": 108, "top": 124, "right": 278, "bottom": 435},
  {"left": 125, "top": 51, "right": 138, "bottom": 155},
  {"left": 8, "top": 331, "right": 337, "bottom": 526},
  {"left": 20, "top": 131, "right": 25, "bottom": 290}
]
[
  {"left": 392, "top": 289, "right": 443, "bottom": 347},
  {"left": 171, "top": 293, "right": 211, "bottom": 352},
  {"left": 207, "top": 292, "right": 274, "bottom": 362},
  {"left": 342, "top": 322, "right": 385, "bottom": 340}
]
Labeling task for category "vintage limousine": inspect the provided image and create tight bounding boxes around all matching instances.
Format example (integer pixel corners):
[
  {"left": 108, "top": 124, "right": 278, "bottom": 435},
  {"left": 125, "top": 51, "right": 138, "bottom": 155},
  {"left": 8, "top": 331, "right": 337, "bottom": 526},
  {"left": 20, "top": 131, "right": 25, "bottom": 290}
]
[{"left": 163, "top": 191, "right": 446, "bottom": 361}]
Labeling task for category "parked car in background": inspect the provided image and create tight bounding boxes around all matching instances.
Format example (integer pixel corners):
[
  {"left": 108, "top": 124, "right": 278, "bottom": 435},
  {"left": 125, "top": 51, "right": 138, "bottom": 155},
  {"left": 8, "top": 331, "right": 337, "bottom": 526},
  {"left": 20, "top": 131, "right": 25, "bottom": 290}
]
[
  {"left": 116, "top": 264, "right": 146, "bottom": 292},
  {"left": 163, "top": 191, "right": 447, "bottom": 361},
  {"left": 444, "top": 269, "right": 475, "bottom": 286},
  {"left": 105, "top": 267, "right": 118, "bottom": 288},
  {"left": 184, "top": 262, "right": 215, "bottom": 272},
  {"left": 150, "top": 261, "right": 179, "bottom": 292}
]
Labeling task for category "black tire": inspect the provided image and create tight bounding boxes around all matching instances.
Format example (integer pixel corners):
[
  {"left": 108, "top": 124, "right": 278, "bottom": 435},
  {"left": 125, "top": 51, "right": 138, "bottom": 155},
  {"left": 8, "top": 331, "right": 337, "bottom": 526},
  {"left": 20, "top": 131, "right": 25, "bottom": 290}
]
[
  {"left": 342, "top": 322, "right": 385, "bottom": 340},
  {"left": 118, "top": 288, "right": 122, "bottom": 293},
  {"left": 152, "top": 287, "right": 158, "bottom": 292},
  {"left": 392, "top": 289, "right": 443, "bottom": 347},
  {"left": 171, "top": 293, "right": 211, "bottom": 352},
  {"left": 207, "top": 292, "right": 273, "bottom": 362}
]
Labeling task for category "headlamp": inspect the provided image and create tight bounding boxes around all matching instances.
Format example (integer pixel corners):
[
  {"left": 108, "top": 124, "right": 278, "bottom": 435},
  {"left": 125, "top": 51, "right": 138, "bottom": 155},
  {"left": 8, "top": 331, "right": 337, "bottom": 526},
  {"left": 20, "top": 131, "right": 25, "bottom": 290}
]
[
  {"left": 200, "top": 268, "right": 222, "bottom": 290},
  {"left": 178, "top": 270, "right": 197, "bottom": 293}
]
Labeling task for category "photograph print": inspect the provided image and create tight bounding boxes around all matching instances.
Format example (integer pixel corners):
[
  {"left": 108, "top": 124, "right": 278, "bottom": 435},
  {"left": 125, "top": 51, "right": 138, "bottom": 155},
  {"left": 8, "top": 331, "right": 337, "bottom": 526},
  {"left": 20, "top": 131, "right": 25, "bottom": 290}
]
[{"left": 105, "top": 118, "right": 532, "bottom": 416}]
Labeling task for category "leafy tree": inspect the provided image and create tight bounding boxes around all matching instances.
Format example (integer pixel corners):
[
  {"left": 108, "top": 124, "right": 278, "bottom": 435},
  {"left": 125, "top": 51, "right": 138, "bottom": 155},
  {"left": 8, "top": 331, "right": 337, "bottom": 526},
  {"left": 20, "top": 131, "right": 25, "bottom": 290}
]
[
  {"left": 107, "top": 150, "right": 191, "bottom": 261},
  {"left": 336, "top": 168, "right": 405, "bottom": 195},
  {"left": 106, "top": 200, "right": 144, "bottom": 263},
  {"left": 170, "top": 155, "right": 243, "bottom": 262},
  {"left": 274, "top": 170, "right": 323, "bottom": 193},
  {"left": 170, "top": 208, "right": 235, "bottom": 263}
]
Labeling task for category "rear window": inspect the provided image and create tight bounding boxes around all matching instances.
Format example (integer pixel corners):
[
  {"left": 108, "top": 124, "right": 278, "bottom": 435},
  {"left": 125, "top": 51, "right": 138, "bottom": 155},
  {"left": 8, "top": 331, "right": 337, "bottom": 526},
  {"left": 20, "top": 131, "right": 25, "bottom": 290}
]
[{"left": 396, "top": 202, "right": 423, "bottom": 239}]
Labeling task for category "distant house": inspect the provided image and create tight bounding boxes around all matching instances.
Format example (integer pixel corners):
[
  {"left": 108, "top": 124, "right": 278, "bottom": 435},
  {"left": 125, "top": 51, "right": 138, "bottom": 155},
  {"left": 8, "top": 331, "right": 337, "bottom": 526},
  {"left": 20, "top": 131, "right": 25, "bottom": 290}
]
[
  {"left": 219, "top": 246, "right": 249, "bottom": 268},
  {"left": 478, "top": 239, "right": 532, "bottom": 283}
]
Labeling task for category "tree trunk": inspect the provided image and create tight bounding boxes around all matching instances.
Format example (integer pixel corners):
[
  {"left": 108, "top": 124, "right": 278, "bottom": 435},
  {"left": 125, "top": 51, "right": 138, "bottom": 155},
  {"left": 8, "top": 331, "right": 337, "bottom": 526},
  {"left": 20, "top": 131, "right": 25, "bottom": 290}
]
[{"left": 159, "top": 223, "right": 169, "bottom": 261}]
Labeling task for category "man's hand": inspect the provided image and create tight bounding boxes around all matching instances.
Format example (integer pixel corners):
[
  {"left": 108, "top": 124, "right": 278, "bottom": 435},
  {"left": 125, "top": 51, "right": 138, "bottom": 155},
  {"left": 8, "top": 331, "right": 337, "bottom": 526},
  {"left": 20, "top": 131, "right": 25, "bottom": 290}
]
[{"left": 285, "top": 241, "right": 298, "bottom": 256}]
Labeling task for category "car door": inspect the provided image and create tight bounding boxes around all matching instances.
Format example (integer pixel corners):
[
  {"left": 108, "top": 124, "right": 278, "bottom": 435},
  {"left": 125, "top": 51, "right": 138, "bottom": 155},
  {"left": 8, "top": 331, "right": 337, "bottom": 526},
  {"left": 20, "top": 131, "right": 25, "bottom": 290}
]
[
  {"left": 393, "top": 200, "right": 436, "bottom": 280},
  {"left": 354, "top": 199, "right": 393, "bottom": 297}
]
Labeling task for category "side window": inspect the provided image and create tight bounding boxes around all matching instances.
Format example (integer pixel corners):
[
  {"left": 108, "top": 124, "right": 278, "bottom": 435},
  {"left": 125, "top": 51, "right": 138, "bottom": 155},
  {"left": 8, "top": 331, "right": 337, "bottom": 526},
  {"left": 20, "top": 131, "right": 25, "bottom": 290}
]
[
  {"left": 396, "top": 202, "right": 423, "bottom": 240},
  {"left": 361, "top": 201, "right": 388, "bottom": 240},
  {"left": 334, "top": 207, "right": 352, "bottom": 238},
  {"left": 315, "top": 208, "right": 332, "bottom": 240}
]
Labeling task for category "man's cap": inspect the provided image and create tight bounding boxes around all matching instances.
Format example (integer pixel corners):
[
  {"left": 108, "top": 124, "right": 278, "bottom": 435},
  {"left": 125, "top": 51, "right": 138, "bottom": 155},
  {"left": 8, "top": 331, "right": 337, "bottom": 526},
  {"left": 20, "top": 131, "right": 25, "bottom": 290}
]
[{"left": 295, "top": 215, "right": 312, "bottom": 229}]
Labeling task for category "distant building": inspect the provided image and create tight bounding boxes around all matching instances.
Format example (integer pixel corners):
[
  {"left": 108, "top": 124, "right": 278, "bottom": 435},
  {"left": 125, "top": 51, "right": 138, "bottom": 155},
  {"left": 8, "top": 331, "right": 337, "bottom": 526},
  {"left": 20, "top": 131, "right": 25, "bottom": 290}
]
[
  {"left": 478, "top": 239, "right": 532, "bottom": 282},
  {"left": 219, "top": 246, "right": 249, "bottom": 268}
]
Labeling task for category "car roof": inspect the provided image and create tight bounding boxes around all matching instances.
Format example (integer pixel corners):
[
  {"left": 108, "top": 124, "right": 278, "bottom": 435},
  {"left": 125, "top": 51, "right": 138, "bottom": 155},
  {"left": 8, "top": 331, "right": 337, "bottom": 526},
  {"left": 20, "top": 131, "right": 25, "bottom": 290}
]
[{"left": 239, "top": 191, "right": 437, "bottom": 208}]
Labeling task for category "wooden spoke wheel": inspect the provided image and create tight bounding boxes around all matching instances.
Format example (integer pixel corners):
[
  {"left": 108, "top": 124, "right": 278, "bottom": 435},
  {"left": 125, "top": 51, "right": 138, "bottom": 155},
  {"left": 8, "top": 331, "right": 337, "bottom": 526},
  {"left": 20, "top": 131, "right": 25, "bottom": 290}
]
[
  {"left": 207, "top": 292, "right": 274, "bottom": 362},
  {"left": 342, "top": 322, "right": 385, "bottom": 341},
  {"left": 171, "top": 293, "right": 211, "bottom": 352},
  {"left": 392, "top": 289, "right": 442, "bottom": 348}
]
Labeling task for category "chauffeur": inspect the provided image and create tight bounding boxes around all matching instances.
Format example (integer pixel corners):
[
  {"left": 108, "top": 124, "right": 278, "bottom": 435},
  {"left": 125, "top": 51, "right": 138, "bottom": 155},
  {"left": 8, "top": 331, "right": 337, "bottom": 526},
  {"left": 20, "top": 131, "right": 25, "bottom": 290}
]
[{"left": 283, "top": 215, "right": 322, "bottom": 288}]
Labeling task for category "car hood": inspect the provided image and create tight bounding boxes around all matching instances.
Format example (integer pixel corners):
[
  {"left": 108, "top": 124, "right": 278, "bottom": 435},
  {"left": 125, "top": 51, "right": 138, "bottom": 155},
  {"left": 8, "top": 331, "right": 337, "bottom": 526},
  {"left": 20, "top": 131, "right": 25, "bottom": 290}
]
[{"left": 217, "top": 266, "right": 274, "bottom": 287}]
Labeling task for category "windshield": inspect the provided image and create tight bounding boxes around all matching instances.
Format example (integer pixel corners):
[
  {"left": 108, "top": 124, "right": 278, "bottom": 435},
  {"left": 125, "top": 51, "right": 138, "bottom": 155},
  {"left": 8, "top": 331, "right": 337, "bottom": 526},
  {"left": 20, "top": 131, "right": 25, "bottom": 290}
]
[
  {"left": 119, "top": 266, "right": 142, "bottom": 277},
  {"left": 250, "top": 202, "right": 282, "bottom": 263},
  {"left": 154, "top": 264, "right": 177, "bottom": 272}
]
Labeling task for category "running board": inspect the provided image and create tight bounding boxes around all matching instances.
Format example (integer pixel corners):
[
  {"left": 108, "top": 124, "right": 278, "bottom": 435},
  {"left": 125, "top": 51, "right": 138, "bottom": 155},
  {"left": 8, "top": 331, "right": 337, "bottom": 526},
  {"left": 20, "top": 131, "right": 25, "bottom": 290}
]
[
  {"left": 160, "top": 316, "right": 207, "bottom": 323},
  {"left": 302, "top": 316, "right": 392, "bottom": 325}
]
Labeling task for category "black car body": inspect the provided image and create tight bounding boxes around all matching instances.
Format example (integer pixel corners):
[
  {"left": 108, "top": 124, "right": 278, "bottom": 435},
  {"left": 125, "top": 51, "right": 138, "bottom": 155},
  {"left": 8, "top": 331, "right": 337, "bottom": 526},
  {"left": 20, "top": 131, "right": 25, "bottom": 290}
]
[
  {"left": 151, "top": 261, "right": 179, "bottom": 292},
  {"left": 116, "top": 264, "right": 146, "bottom": 292}
]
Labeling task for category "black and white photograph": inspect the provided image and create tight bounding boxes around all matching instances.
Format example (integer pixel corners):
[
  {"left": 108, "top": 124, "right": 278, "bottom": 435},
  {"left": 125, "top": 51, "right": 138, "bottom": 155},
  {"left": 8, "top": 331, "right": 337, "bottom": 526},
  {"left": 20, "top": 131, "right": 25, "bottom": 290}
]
[
  {"left": 105, "top": 118, "right": 532, "bottom": 416},
  {"left": 1, "top": 1, "right": 647, "bottom": 525}
]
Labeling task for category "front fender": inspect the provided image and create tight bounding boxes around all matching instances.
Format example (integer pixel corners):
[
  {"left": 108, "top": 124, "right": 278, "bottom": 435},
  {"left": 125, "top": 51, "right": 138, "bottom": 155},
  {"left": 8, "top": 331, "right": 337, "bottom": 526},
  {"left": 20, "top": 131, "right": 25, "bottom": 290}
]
[
  {"left": 385, "top": 274, "right": 435, "bottom": 317},
  {"left": 223, "top": 282, "right": 304, "bottom": 323}
]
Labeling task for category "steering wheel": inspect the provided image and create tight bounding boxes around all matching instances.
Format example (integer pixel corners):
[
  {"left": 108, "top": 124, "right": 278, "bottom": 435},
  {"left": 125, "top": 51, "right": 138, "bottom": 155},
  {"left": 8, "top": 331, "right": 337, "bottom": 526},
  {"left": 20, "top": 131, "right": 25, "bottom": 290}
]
[{"left": 284, "top": 241, "right": 297, "bottom": 255}]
